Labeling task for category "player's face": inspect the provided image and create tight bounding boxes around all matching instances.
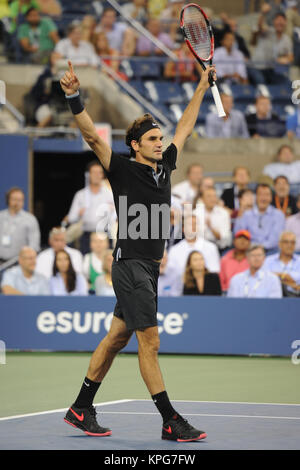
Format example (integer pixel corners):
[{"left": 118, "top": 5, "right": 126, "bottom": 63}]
[{"left": 136, "top": 129, "right": 163, "bottom": 163}]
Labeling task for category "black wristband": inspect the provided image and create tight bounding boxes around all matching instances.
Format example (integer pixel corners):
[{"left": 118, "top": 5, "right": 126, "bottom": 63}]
[{"left": 66, "top": 92, "right": 84, "bottom": 115}]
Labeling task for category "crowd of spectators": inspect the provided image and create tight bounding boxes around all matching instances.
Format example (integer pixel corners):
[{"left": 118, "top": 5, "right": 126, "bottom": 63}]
[{"left": 1, "top": 144, "right": 300, "bottom": 298}]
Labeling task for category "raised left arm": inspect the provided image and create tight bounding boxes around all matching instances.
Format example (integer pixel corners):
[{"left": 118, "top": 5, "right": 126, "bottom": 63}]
[{"left": 172, "top": 66, "right": 216, "bottom": 156}]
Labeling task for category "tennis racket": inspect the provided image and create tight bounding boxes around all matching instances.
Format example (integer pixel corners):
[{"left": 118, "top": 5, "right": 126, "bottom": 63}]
[{"left": 180, "top": 3, "right": 226, "bottom": 118}]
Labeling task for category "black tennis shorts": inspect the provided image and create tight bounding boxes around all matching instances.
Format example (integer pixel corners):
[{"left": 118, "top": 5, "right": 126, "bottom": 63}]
[{"left": 111, "top": 258, "right": 160, "bottom": 331}]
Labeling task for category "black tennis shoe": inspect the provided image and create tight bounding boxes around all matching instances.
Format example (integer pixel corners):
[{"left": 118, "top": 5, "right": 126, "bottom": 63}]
[
  {"left": 162, "top": 414, "right": 207, "bottom": 442},
  {"left": 64, "top": 404, "right": 112, "bottom": 436}
]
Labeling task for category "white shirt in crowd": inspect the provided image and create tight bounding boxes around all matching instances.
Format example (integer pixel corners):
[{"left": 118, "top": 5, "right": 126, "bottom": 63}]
[
  {"left": 55, "top": 38, "right": 100, "bottom": 66},
  {"left": 171, "top": 180, "right": 197, "bottom": 204},
  {"left": 67, "top": 186, "right": 115, "bottom": 233},
  {"left": 194, "top": 202, "right": 232, "bottom": 249},
  {"left": 263, "top": 160, "right": 300, "bottom": 184},
  {"left": 213, "top": 46, "right": 248, "bottom": 81},
  {"left": 167, "top": 237, "right": 221, "bottom": 295},
  {"left": 35, "top": 246, "right": 83, "bottom": 279}
]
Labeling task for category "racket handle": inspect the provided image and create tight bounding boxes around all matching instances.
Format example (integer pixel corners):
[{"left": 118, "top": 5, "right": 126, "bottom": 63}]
[{"left": 211, "top": 83, "right": 226, "bottom": 118}]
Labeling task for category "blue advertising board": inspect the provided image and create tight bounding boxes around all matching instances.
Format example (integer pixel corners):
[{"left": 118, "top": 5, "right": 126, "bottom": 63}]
[{"left": 0, "top": 296, "right": 299, "bottom": 356}]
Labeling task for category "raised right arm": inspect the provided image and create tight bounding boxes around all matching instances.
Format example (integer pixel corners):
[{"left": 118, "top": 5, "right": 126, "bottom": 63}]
[{"left": 60, "top": 61, "right": 112, "bottom": 171}]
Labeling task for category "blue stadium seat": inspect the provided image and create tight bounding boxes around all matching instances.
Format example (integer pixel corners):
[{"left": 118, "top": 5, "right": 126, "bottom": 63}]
[
  {"left": 128, "top": 59, "right": 161, "bottom": 80},
  {"left": 128, "top": 79, "right": 147, "bottom": 97},
  {"left": 266, "top": 84, "right": 292, "bottom": 105},
  {"left": 290, "top": 184, "right": 300, "bottom": 197},
  {"left": 144, "top": 81, "right": 184, "bottom": 104},
  {"left": 230, "top": 84, "right": 256, "bottom": 103}
]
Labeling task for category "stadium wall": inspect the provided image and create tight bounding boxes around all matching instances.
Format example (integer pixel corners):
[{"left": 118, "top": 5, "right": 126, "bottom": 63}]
[{"left": 0, "top": 296, "right": 299, "bottom": 356}]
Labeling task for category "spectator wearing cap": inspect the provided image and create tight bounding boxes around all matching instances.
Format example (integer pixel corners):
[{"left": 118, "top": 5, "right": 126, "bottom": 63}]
[
  {"left": 55, "top": 22, "right": 100, "bottom": 67},
  {"left": 272, "top": 175, "right": 297, "bottom": 217},
  {"left": 263, "top": 145, "right": 300, "bottom": 184},
  {"left": 234, "top": 183, "right": 285, "bottom": 252},
  {"left": 227, "top": 244, "right": 282, "bottom": 298},
  {"left": 1, "top": 246, "right": 49, "bottom": 295},
  {"left": 205, "top": 92, "right": 250, "bottom": 138},
  {"left": 221, "top": 166, "right": 251, "bottom": 211},
  {"left": 219, "top": 229, "right": 251, "bottom": 292},
  {"left": 285, "top": 194, "right": 300, "bottom": 252},
  {"left": 246, "top": 95, "right": 285, "bottom": 138},
  {"left": 36, "top": 226, "right": 83, "bottom": 279},
  {"left": 264, "top": 231, "right": 300, "bottom": 296},
  {"left": 0, "top": 187, "right": 40, "bottom": 263}
]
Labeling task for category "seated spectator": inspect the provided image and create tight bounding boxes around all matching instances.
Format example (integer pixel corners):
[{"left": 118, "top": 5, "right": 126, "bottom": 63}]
[
  {"left": 214, "top": 12, "right": 250, "bottom": 58},
  {"left": 231, "top": 188, "right": 255, "bottom": 223},
  {"left": 264, "top": 230, "right": 300, "bottom": 296},
  {"left": 136, "top": 17, "right": 174, "bottom": 56},
  {"left": 220, "top": 229, "right": 251, "bottom": 292},
  {"left": 50, "top": 249, "right": 88, "bottom": 296},
  {"left": 164, "top": 40, "right": 201, "bottom": 82},
  {"left": 227, "top": 244, "right": 282, "bottom": 298},
  {"left": 249, "top": 8, "right": 293, "bottom": 85},
  {"left": 9, "top": 0, "right": 40, "bottom": 33},
  {"left": 205, "top": 91, "right": 250, "bottom": 138},
  {"left": 213, "top": 31, "right": 248, "bottom": 85},
  {"left": 167, "top": 215, "right": 220, "bottom": 295},
  {"left": 194, "top": 187, "right": 232, "bottom": 251},
  {"left": 83, "top": 232, "right": 109, "bottom": 292},
  {"left": 0, "top": 187, "right": 40, "bottom": 263},
  {"left": 36, "top": 226, "right": 83, "bottom": 279},
  {"left": 171, "top": 163, "right": 203, "bottom": 205},
  {"left": 1, "top": 246, "right": 49, "bottom": 295},
  {"left": 263, "top": 144, "right": 300, "bottom": 184},
  {"left": 272, "top": 175, "right": 298, "bottom": 216},
  {"left": 234, "top": 183, "right": 285, "bottom": 252},
  {"left": 55, "top": 22, "right": 99, "bottom": 67},
  {"left": 246, "top": 95, "right": 285, "bottom": 137},
  {"left": 121, "top": 0, "right": 148, "bottom": 23},
  {"left": 94, "top": 31, "right": 125, "bottom": 78},
  {"left": 157, "top": 249, "right": 181, "bottom": 296},
  {"left": 95, "top": 7, "right": 136, "bottom": 56},
  {"left": 80, "top": 15, "right": 96, "bottom": 43},
  {"left": 95, "top": 249, "right": 115, "bottom": 296},
  {"left": 221, "top": 166, "right": 251, "bottom": 211},
  {"left": 17, "top": 7, "right": 59, "bottom": 64},
  {"left": 285, "top": 194, "right": 300, "bottom": 251},
  {"left": 66, "top": 160, "right": 115, "bottom": 255},
  {"left": 183, "top": 250, "right": 222, "bottom": 296},
  {"left": 24, "top": 51, "right": 73, "bottom": 127}
]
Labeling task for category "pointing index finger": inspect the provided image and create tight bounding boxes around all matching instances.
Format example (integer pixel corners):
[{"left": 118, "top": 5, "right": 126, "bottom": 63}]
[{"left": 68, "top": 60, "right": 75, "bottom": 76}]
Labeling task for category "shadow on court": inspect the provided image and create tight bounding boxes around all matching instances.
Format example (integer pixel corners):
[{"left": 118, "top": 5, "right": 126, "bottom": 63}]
[{"left": 0, "top": 400, "right": 299, "bottom": 450}]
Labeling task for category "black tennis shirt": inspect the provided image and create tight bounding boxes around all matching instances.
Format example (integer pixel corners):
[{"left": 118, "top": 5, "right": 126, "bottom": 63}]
[{"left": 106, "top": 143, "right": 177, "bottom": 261}]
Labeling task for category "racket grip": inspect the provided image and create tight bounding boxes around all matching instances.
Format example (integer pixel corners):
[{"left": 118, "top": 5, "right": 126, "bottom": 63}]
[{"left": 211, "top": 83, "right": 226, "bottom": 118}]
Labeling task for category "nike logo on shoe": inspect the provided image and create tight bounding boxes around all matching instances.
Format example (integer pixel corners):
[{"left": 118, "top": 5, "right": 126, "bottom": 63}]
[
  {"left": 163, "top": 426, "right": 172, "bottom": 434},
  {"left": 70, "top": 408, "right": 84, "bottom": 422}
]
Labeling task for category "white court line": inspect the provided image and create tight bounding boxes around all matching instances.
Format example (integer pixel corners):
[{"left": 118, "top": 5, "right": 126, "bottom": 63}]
[
  {"left": 0, "top": 399, "right": 134, "bottom": 422},
  {"left": 99, "top": 411, "right": 300, "bottom": 420},
  {"left": 134, "top": 399, "right": 300, "bottom": 407}
]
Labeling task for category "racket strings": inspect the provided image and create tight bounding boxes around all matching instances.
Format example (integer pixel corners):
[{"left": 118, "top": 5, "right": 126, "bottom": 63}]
[{"left": 183, "top": 9, "right": 212, "bottom": 60}]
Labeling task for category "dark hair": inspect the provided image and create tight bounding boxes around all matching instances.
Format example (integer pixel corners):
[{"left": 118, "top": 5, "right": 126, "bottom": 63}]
[
  {"left": 25, "top": 7, "right": 38, "bottom": 17},
  {"left": 256, "top": 183, "right": 272, "bottom": 194},
  {"left": 53, "top": 249, "right": 76, "bottom": 293},
  {"left": 125, "top": 113, "right": 158, "bottom": 158},
  {"left": 274, "top": 175, "right": 289, "bottom": 184},
  {"left": 233, "top": 166, "right": 250, "bottom": 177},
  {"left": 86, "top": 160, "right": 102, "bottom": 172},
  {"left": 238, "top": 188, "right": 253, "bottom": 199},
  {"left": 183, "top": 250, "right": 208, "bottom": 289},
  {"left": 5, "top": 186, "right": 25, "bottom": 205},
  {"left": 276, "top": 144, "right": 293, "bottom": 160},
  {"left": 273, "top": 12, "right": 286, "bottom": 21}
]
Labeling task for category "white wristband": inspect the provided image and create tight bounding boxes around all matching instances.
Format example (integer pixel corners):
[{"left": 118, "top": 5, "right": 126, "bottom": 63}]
[{"left": 65, "top": 91, "right": 80, "bottom": 99}]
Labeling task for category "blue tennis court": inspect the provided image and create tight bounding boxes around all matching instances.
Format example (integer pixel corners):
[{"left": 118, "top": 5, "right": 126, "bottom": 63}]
[{"left": 1, "top": 399, "right": 299, "bottom": 450}]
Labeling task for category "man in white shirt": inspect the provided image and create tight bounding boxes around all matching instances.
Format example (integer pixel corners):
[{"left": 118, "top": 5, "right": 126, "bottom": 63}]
[
  {"left": 167, "top": 215, "right": 220, "bottom": 295},
  {"left": 1, "top": 246, "right": 49, "bottom": 295},
  {"left": 67, "top": 161, "right": 115, "bottom": 254},
  {"left": 194, "top": 187, "right": 232, "bottom": 250},
  {"left": 263, "top": 144, "right": 300, "bottom": 184},
  {"left": 213, "top": 31, "right": 248, "bottom": 84},
  {"left": 227, "top": 244, "right": 282, "bottom": 298},
  {"left": 171, "top": 163, "right": 203, "bottom": 204},
  {"left": 36, "top": 226, "right": 83, "bottom": 279},
  {"left": 55, "top": 22, "right": 100, "bottom": 67}
]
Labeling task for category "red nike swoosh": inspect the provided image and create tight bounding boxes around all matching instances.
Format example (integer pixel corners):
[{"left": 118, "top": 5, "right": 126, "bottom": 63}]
[
  {"left": 70, "top": 408, "right": 84, "bottom": 422},
  {"left": 163, "top": 426, "right": 172, "bottom": 434}
]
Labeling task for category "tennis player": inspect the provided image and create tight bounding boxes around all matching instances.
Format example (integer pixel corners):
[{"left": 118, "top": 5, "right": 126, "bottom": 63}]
[{"left": 60, "top": 60, "right": 215, "bottom": 442}]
